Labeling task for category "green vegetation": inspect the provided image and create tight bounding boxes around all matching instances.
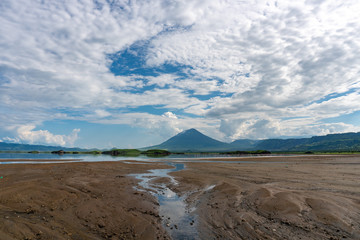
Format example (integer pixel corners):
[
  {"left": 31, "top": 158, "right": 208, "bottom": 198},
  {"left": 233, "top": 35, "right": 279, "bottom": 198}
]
[
  {"left": 257, "top": 132, "right": 360, "bottom": 152},
  {"left": 28, "top": 151, "right": 40, "bottom": 154},
  {"left": 51, "top": 150, "right": 80, "bottom": 154},
  {"left": 225, "top": 150, "right": 271, "bottom": 155},
  {"left": 83, "top": 150, "right": 102, "bottom": 155},
  {"left": 102, "top": 149, "right": 142, "bottom": 156},
  {"left": 49, "top": 150, "right": 103, "bottom": 155},
  {"left": 101, "top": 149, "right": 171, "bottom": 157},
  {"left": 141, "top": 149, "right": 171, "bottom": 157},
  {"left": 51, "top": 150, "right": 65, "bottom": 155}
]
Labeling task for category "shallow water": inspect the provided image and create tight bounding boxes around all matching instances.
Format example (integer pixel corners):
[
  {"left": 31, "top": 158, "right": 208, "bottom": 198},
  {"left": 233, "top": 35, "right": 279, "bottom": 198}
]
[
  {"left": 0, "top": 152, "right": 289, "bottom": 165},
  {"left": 0, "top": 153, "right": 150, "bottom": 160},
  {"left": 0, "top": 152, "right": 284, "bottom": 160},
  {"left": 130, "top": 163, "right": 199, "bottom": 239}
]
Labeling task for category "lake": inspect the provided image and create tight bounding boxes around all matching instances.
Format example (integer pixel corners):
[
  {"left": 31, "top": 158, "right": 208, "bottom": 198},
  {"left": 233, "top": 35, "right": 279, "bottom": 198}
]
[{"left": 0, "top": 152, "right": 288, "bottom": 165}]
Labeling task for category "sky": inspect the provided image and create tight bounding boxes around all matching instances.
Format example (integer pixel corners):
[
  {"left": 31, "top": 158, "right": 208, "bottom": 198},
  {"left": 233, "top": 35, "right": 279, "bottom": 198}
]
[{"left": 1, "top": 0, "right": 360, "bottom": 149}]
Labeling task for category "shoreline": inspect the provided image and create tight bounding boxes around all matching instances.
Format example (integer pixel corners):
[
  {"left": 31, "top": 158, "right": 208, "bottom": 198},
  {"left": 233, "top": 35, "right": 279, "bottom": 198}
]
[{"left": 0, "top": 159, "right": 82, "bottom": 162}]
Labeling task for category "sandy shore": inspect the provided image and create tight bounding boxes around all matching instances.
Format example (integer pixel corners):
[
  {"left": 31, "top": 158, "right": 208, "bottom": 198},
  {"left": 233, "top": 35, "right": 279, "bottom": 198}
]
[{"left": 1, "top": 155, "right": 359, "bottom": 239}]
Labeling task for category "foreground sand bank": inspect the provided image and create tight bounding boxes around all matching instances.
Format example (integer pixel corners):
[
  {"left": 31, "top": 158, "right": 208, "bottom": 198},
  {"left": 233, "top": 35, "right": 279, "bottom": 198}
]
[
  {"left": 0, "top": 161, "right": 170, "bottom": 240},
  {"left": 0, "top": 155, "right": 359, "bottom": 239}
]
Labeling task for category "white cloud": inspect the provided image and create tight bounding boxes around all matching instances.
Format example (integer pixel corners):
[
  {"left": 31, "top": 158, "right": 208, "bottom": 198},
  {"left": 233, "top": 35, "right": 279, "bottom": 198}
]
[
  {"left": 147, "top": 0, "right": 360, "bottom": 119},
  {"left": 147, "top": 74, "right": 177, "bottom": 88},
  {"left": 220, "top": 118, "right": 281, "bottom": 140},
  {"left": 96, "top": 111, "right": 182, "bottom": 138},
  {"left": 163, "top": 111, "right": 178, "bottom": 119},
  {"left": 94, "top": 109, "right": 111, "bottom": 118},
  {"left": 1, "top": 137, "right": 19, "bottom": 143},
  {"left": 1, "top": 0, "right": 360, "bottom": 144},
  {"left": 93, "top": 110, "right": 219, "bottom": 141},
  {"left": 16, "top": 125, "right": 80, "bottom": 147},
  {"left": 219, "top": 116, "right": 360, "bottom": 141}
]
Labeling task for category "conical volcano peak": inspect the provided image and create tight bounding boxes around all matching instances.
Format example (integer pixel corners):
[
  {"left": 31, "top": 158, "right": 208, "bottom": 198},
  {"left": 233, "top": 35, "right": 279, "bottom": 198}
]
[
  {"left": 149, "top": 128, "right": 228, "bottom": 152},
  {"left": 179, "top": 128, "right": 202, "bottom": 135},
  {"left": 187, "top": 128, "right": 199, "bottom": 132}
]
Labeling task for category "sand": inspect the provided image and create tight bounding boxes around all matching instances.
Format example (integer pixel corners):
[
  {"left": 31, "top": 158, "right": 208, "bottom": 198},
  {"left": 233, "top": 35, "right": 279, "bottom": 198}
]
[
  {"left": 170, "top": 155, "right": 360, "bottom": 239},
  {"left": 1, "top": 155, "right": 359, "bottom": 239},
  {"left": 0, "top": 162, "right": 170, "bottom": 240}
]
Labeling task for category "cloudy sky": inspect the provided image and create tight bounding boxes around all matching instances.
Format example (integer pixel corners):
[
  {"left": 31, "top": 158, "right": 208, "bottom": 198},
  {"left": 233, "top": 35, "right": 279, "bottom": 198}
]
[{"left": 1, "top": 0, "right": 360, "bottom": 149}]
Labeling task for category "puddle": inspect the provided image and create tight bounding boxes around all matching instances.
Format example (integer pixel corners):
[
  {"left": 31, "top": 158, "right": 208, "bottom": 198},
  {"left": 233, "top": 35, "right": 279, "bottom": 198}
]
[{"left": 130, "top": 162, "right": 199, "bottom": 239}]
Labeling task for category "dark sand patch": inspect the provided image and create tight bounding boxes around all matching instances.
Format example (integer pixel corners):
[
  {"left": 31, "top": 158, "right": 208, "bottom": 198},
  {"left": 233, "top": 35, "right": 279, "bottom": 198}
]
[{"left": 0, "top": 162, "right": 170, "bottom": 240}]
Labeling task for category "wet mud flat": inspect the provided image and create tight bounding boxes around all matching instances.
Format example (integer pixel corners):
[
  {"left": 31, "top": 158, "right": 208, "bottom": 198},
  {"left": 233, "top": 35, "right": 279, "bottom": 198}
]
[
  {"left": 130, "top": 162, "right": 199, "bottom": 239},
  {"left": 0, "top": 155, "right": 359, "bottom": 239},
  {"left": 0, "top": 161, "right": 170, "bottom": 240},
  {"left": 170, "top": 155, "right": 360, "bottom": 239}
]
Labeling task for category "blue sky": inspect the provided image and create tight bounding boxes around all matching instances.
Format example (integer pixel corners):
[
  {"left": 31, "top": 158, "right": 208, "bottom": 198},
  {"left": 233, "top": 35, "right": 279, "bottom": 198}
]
[{"left": 1, "top": 0, "right": 360, "bottom": 148}]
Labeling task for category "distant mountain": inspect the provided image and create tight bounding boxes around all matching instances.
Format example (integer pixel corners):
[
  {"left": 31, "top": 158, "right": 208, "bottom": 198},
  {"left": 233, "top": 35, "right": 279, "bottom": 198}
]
[
  {"left": 229, "top": 139, "right": 259, "bottom": 151},
  {"left": 3, "top": 130, "right": 360, "bottom": 153},
  {"left": 256, "top": 132, "right": 360, "bottom": 152},
  {"left": 0, "top": 142, "right": 87, "bottom": 152},
  {"left": 143, "top": 128, "right": 229, "bottom": 152},
  {"left": 144, "top": 129, "right": 360, "bottom": 152}
]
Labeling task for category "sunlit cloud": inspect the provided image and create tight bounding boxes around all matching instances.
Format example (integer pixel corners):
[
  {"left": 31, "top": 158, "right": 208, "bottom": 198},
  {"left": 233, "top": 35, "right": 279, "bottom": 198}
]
[{"left": 13, "top": 125, "right": 80, "bottom": 146}]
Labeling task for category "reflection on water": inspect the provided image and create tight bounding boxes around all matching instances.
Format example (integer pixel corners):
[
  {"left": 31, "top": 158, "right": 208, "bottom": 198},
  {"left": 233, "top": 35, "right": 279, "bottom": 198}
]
[
  {"left": 130, "top": 163, "right": 199, "bottom": 239},
  {"left": 0, "top": 160, "right": 80, "bottom": 164},
  {"left": 0, "top": 152, "right": 287, "bottom": 165},
  {"left": 0, "top": 152, "right": 279, "bottom": 162},
  {"left": 0, "top": 153, "right": 150, "bottom": 160},
  {"left": 0, "top": 153, "right": 153, "bottom": 164},
  {"left": 0, "top": 153, "right": 75, "bottom": 159}
]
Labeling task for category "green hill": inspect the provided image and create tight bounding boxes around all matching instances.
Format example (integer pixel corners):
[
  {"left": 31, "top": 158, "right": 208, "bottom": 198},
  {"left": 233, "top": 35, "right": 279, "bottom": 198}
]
[{"left": 256, "top": 132, "right": 360, "bottom": 152}]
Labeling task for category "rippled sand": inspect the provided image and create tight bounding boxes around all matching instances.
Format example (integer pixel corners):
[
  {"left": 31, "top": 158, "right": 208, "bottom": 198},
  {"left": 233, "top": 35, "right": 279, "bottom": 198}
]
[{"left": 170, "top": 155, "right": 360, "bottom": 239}]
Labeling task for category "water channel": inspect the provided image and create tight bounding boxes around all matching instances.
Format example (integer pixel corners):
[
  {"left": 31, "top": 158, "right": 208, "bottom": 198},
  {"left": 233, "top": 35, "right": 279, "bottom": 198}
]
[{"left": 130, "top": 162, "right": 199, "bottom": 239}]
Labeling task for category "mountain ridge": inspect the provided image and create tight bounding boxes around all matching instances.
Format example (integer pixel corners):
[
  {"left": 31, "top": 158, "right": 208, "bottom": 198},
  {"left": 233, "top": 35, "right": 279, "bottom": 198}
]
[
  {"left": 2, "top": 129, "right": 360, "bottom": 152},
  {"left": 0, "top": 142, "right": 88, "bottom": 152},
  {"left": 144, "top": 129, "right": 360, "bottom": 152}
]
